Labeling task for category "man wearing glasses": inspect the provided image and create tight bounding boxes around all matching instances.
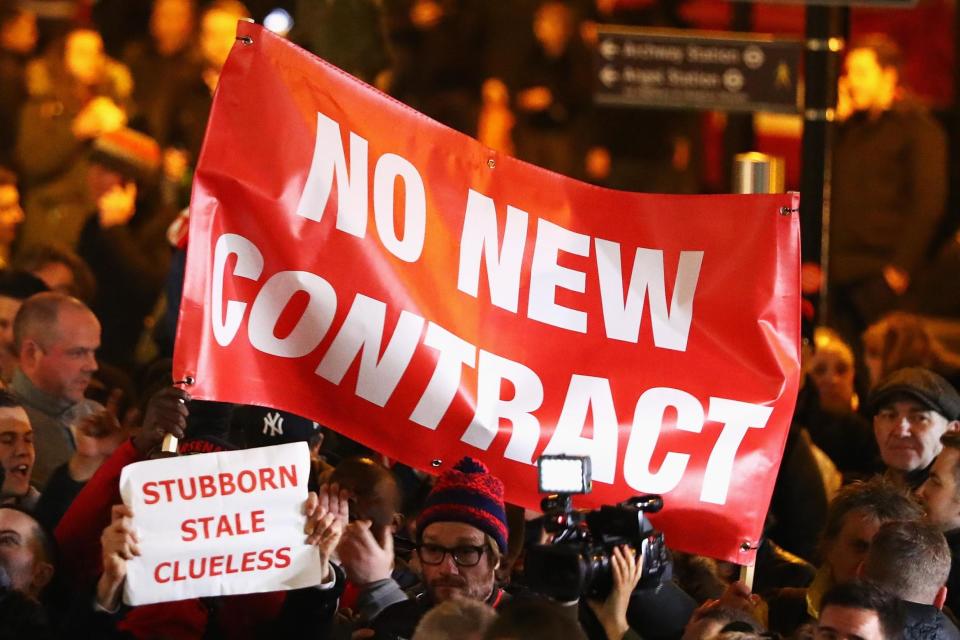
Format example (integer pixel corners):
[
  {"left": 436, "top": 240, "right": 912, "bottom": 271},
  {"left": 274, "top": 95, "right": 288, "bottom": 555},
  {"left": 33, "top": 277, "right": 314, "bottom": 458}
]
[
  {"left": 869, "top": 367, "right": 960, "bottom": 491},
  {"left": 343, "top": 456, "right": 510, "bottom": 638},
  {"left": 341, "top": 456, "right": 652, "bottom": 640}
]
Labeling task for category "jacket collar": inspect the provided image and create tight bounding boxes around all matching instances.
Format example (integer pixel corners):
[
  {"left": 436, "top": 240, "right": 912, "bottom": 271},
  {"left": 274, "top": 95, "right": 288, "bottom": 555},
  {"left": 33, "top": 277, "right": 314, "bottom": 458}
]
[{"left": 10, "top": 368, "right": 75, "bottom": 416}]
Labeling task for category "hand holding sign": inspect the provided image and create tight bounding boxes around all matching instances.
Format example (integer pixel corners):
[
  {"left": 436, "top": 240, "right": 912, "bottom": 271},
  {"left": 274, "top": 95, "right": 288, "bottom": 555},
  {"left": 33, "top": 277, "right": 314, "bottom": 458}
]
[
  {"left": 304, "top": 483, "right": 350, "bottom": 582},
  {"left": 97, "top": 504, "right": 140, "bottom": 611},
  {"left": 119, "top": 442, "right": 326, "bottom": 605},
  {"left": 132, "top": 386, "right": 189, "bottom": 457}
]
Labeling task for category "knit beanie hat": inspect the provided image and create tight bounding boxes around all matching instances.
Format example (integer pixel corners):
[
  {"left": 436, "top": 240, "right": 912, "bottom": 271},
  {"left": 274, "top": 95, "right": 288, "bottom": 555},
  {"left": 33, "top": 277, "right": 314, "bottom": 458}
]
[{"left": 417, "top": 457, "right": 508, "bottom": 553}]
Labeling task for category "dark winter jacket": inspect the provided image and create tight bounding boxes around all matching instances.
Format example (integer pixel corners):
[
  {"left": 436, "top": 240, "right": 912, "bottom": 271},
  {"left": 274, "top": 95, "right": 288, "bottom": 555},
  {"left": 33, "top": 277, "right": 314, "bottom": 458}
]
[
  {"left": 944, "top": 529, "right": 960, "bottom": 622},
  {"left": 901, "top": 600, "right": 960, "bottom": 640},
  {"left": 830, "top": 100, "right": 947, "bottom": 285}
]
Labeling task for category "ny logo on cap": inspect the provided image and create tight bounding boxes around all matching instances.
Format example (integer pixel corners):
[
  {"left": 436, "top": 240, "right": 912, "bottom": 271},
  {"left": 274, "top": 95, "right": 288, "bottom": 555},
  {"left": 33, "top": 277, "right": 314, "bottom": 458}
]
[{"left": 263, "top": 412, "right": 284, "bottom": 437}]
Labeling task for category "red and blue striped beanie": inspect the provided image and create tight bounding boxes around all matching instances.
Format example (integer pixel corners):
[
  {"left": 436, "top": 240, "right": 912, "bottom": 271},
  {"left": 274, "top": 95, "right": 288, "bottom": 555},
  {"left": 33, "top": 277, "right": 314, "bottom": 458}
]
[{"left": 417, "top": 457, "right": 508, "bottom": 553}]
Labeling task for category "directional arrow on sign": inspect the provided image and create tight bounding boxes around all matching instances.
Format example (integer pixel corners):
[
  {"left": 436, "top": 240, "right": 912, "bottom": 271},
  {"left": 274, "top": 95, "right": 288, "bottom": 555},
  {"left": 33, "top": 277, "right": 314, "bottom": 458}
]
[
  {"left": 599, "top": 39, "right": 620, "bottom": 60},
  {"left": 599, "top": 66, "right": 620, "bottom": 87}
]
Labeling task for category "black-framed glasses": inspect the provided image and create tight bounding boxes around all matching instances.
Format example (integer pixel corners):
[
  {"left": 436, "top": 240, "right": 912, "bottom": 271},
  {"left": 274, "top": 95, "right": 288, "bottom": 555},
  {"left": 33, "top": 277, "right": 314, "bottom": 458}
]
[{"left": 417, "top": 543, "right": 487, "bottom": 567}]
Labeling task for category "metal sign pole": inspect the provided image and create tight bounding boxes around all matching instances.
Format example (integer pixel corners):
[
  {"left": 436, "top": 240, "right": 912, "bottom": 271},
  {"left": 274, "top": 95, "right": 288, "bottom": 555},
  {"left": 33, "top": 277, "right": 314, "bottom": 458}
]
[
  {"left": 731, "top": 151, "right": 785, "bottom": 592},
  {"left": 732, "top": 152, "right": 785, "bottom": 194},
  {"left": 799, "top": 6, "right": 845, "bottom": 323}
]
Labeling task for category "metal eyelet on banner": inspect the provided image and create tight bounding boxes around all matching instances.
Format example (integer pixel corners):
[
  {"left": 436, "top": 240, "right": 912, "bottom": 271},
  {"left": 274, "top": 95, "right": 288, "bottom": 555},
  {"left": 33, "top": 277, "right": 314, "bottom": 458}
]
[
  {"left": 740, "top": 541, "right": 759, "bottom": 552},
  {"left": 487, "top": 158, "right": 496, "bottom": 169},
  {"left": 431, "top": 459, "right": 443, "bottom": 468},
  {"left": 174, "top": 376, "right": 196, "bottom": 386},
  {"left": 237, "top": 35, "right": 254, "bottom": 46},
  {"left": 779, "top": 207, "right": 799, "bottom": 216}
]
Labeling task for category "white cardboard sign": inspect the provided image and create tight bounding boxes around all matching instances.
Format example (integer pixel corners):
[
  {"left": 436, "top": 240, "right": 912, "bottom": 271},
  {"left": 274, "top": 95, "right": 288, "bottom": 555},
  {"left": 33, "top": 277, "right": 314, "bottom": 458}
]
[{"left": 119, "top": 441, "right": 326, "bottom": 606}]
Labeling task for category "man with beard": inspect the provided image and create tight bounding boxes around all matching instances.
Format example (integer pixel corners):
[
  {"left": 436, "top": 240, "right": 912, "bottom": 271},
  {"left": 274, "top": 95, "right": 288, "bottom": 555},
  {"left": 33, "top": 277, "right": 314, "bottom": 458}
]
[
  {"left": 342, "top": 456, "right": 683, "bottom": 639},
  {"left": 340, "top": 456, "right": 510, "bottom": 638},
  {"left": 10, "top": 292, "right": 100, "bottom": 488}
]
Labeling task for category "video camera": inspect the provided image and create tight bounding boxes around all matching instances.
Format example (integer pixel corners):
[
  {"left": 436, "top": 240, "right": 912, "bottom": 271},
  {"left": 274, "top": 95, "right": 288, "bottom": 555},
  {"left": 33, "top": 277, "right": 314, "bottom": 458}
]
[{"left": 523, "top": 455, "right": 670, "bottom": 601}]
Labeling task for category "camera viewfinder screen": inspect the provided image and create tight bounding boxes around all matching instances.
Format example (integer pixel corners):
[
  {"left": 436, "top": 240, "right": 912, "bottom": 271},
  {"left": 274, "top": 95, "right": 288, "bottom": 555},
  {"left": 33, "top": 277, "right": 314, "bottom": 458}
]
[{"left": 538, "top": 456, "right": 589, "bottom": 494}]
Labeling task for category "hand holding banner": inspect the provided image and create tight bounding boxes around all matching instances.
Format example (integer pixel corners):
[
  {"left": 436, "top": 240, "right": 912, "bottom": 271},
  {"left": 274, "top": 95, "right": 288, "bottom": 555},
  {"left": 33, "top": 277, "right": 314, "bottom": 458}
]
[
  {"left": 118, "top": 442, "right": 328, "bottom": 605},
  {"left": 175, "top": 22, "right": 800, "bottom": 564}
]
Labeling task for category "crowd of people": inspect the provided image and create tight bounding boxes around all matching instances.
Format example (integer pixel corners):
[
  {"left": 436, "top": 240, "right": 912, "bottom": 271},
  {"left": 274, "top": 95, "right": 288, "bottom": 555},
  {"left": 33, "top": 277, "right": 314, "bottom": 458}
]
[
  {"left": 7, "top": 297, "right": 960, "bottom": 640},
  {"left": 0, "top": 0, "right": 957, "bottom": 639}
]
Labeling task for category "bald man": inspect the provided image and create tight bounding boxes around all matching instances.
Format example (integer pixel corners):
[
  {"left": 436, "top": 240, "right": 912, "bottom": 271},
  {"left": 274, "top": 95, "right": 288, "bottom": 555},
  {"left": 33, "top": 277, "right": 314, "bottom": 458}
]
[{"left": 10, "top": 293, "right": 100, "bottom": 487}]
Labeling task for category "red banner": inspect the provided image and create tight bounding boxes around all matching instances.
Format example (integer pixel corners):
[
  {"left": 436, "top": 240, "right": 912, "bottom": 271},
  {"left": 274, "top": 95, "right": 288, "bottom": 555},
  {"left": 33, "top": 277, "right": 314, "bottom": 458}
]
[{"left": 175, "top": 22, "right": 801, "bottom": 564}]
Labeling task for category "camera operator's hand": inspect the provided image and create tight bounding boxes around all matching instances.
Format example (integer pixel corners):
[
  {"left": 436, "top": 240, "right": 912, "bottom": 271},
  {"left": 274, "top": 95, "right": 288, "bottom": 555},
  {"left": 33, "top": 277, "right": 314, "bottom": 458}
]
[
  {"left": 132, "top": 386, "right": 190, "bottom": 457},
  {"left": 304, "top": 483, "right": 350, "bottom": 582},
  {"left": 337, "top": 518, "right": 394, "bottom": 587},
  {"left": 587, "top": 545, "right": 642, "bottom": 640},
  {"left": 97, "top": 504, "right": 139, "bottom": 611}
]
